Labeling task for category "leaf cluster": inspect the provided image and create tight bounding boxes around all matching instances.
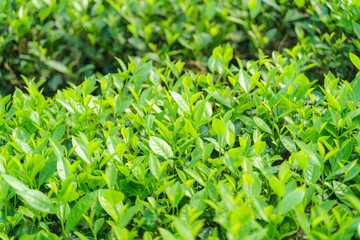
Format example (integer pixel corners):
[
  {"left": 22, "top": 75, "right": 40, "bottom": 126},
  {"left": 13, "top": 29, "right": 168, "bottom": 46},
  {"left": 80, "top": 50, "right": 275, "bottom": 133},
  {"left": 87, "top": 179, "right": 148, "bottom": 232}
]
[
  {"left": 0, "top": 46, "right": 360, "bottom": 239},
  {"left": 1, "top": 0, "right": 360, "bottom": 94}
]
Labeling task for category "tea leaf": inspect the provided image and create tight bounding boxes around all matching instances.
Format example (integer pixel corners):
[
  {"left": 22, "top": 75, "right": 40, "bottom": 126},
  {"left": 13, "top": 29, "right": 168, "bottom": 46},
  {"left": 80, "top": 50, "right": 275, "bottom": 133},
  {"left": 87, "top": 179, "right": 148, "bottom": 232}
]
[
  {"left": 238, "top": 69, "right": 252, "bottom": 93},
  {"left": 72, "top": 137, "right": 91, "bottom": 164},
  {"left": 149, "top": 136, "right": 174, "bottom": 159},
  {"left": 149, "top": 153, "right": 161, "bottom": 180},
  {"left": 172, "top": 216, "right": 194, "bottom": 240},
  {"left": 66, "top": 191, "right": 99, "bottom": 233},
  {"left": 280, "top": 135, "right": 297, "bottom": 153},
  {"left": 2, "top": 174, "right": 29, "bottom": 192},
  {"left": 253, "top": 117, "right": 272, "bottom": 134},
  {"left": 17, "top": 190, "right": 55, "bottom": 214},
  {"left": 170, "top": 91, "right": 191, "bottom": 114},
  {"left": 350, "top": 53, "right": 360, "bottom": 71},
  {"left": 212, "top": 118, "right": 226, "bottom": 135},
  {"left": 278, "top": 189, "right": 305, "bottom": 215}
]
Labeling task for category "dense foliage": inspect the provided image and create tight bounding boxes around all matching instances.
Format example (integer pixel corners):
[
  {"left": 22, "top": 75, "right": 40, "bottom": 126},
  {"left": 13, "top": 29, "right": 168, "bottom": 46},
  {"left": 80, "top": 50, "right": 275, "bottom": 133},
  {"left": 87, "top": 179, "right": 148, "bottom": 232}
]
[
  {"left": 2, "top": 0, "right": 360, "bottom": 239},
  {"left": 1, "top": 0, "right": 360, "bottom": 94},
  {"left": 1, "top": 46, "right": 360, "bottom": 239}
]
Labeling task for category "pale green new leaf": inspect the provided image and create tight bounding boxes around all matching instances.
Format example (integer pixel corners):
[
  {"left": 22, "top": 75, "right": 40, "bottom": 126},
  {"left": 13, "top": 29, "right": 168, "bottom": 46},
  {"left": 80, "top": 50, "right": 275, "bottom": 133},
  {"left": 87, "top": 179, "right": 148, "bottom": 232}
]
[
  {"left": 295, "top": 140, "right": 322, "bottom": 167},
  {"left": 184, "top": 168, "right": 205, "bottom": 187},
  {"left": 212, "top": 118, "right": 226, "bottom": 135},
  {"left": 2, "top": 174, "right": 29, "bottom": 192},
  {"left": 149, "top": 136, "right": 173, "bottom": 159},
  {"left": 268, "top": 176, "right": 285, "bottom": 197},
  {"left": 159, "top": 228, "right": 176, "bottom": 240},
  {"left": 253, "top": 117, "right": 272, "bottom": 134},
  {"left": 149, "top": 153, "right": 161, "bottom": 180},
  {"left": 278, "top": 189, "right": 305, "bottom": 215},
  {"left": 350, "top": 52, "right": 360, "bottom": 71},
  {"left": 280, "top": 135, "right": 297, "bottom": 152},
  {"left": 50, "top": 138, "right": 69, "bottom": 181},
  {"left": 17, "top": 189, "right": 55, "bottom": 214},
  {"left": 169, "top": 91, "right": 191, "bottom": 114},
  {"left": 102, "top": 189, "right": 124, "bottom": 206},
  {"left": 72, "top": 136, "right": 91, "bottom": 164},
  {"left": 238, "top": 69, "right": 251, "bottom": 93},
  {"left": 172, "top": 216, "right": 194, "bottom": 240}
]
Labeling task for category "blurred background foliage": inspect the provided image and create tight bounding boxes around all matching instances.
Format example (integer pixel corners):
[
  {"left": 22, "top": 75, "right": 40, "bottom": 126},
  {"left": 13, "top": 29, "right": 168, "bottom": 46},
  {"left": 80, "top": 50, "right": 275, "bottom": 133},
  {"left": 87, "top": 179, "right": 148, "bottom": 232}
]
[{"left": 1, "top": 0, "right": 360, "bottom": 95}]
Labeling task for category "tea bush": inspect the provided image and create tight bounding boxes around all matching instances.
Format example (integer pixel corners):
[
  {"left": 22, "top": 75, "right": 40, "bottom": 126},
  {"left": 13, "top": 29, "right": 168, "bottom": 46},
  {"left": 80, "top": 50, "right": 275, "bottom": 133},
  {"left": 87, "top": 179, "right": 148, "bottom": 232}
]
[
  {"left": 1, "top": 47, "right": 360, "bottom": 239},
  {"left": 1, "top": 0, "right": 360, "bottom": 94}
]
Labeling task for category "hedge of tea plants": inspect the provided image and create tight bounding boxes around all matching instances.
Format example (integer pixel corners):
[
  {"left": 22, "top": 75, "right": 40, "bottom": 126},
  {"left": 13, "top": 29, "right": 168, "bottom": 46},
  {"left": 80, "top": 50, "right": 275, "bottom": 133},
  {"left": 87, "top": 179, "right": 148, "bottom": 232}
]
[
  {"left": 1, "top": 0, "right": 360, "bottom": 94},
  {"left": 1, "top": 45, "right": 360, "bottom": 239},
  {"left": 2, "top": 0, "right": 360, "bottom": 239}
]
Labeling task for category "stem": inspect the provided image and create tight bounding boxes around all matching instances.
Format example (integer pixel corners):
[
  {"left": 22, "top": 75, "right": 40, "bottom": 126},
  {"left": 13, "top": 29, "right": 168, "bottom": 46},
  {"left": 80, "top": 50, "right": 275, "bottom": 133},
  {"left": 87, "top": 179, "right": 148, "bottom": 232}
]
[
  {"left": 31, "top": 218, "right": 35, "bottom": 233},
  {"left": 321, "top": 171, "right": 325, "bottom": 201},
  {"left": 92, "top": 228, "right": 98, "bottom": 240},
  {"left": 218, "top": 134, "right": 222, "bottom": 157},
  {"left": 61, "top": 219, "right": 66, "bottom": 239}
]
